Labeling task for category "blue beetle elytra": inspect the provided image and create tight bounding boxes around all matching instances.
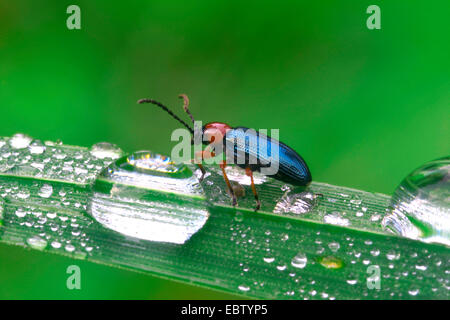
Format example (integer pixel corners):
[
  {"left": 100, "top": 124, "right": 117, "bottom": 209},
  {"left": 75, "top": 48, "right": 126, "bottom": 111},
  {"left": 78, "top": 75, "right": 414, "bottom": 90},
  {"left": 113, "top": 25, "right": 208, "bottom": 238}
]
[{"left": 138, "top": 94, "right": 312, "bottom": 211}]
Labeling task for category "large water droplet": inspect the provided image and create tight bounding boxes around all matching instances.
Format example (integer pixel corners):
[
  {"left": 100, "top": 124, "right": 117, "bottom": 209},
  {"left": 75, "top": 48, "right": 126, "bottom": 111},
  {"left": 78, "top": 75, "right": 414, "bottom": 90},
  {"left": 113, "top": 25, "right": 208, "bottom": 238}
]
[
  {"left": 383, "top": 157, "right": 450, "bottom": 246},
  {"left": 88, "top": 151, "right": 208, "bottom": 244}
]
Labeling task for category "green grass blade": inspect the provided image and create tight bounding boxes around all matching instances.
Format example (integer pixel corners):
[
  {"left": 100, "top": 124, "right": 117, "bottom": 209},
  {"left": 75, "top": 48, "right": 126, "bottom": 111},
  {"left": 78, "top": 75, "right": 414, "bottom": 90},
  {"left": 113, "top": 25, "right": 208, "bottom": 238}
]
[{"left": 0, "top": 135, "right": 448, "bottom": 299}]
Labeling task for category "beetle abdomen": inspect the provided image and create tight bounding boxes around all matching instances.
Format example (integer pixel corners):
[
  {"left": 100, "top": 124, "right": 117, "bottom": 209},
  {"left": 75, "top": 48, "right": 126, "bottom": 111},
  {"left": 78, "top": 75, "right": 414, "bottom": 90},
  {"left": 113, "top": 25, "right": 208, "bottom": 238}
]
[{"left": 224, "top": 127, "right": 311, "bottom": 186}]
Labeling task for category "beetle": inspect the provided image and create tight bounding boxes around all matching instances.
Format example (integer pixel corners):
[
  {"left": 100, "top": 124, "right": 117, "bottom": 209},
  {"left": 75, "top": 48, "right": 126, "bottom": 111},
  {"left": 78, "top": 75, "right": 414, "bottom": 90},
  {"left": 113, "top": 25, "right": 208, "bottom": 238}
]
[{"left": 138, "top": 94, "right": 312, "bottom": 211}]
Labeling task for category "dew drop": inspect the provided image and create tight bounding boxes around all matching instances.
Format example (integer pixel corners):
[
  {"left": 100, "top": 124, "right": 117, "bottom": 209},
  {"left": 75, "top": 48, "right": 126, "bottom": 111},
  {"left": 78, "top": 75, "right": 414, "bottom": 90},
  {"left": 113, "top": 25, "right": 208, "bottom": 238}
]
[
  {"left": 15, "top": 208, "right": 26, "bottom": 218},
  {"left": 291, "top": 252, "right": 308, "bottom": 269},
  {"left": 263, "top": 257, "right": 275, "bottom": 263},
  {"left": 383, "top": 157, "right": 450, "bottom": 246},
  {"left": 26, "top": 236, "right": 47, "bottom": 250},
  {"left": 88, "top": 151, "right": 208, "bottom": 244},
  {"left": 234, "top": 212, "right": 244, "bottom": 222},
  {"left": 29, "top": 140, "right": 46, "bottom": 154},
  {"left": 324, "top": 212, "right": 350, "bottom": 226},
  {"left": 65, "top": 244, "right": 76, "bottom": 252},
  {"left": 90, "top": 142, "right": 124, "bottom": 159},
  {"left": 415, "top": 265, "right": 428, "bottom": 271},
  {"left": 408, "top": 288, "right": 420, "bottom": 296},
  {"left": 386, "top": 250, "right": 401, "bottom": 261},
  {"left": 38, "top": 184, "right": 53, "bottom": 198},
  {"left": 10, "top": 133, "right": 32, "bottom": 149},
  {"left": 328, "top": 241, "right": 340, "bottom": 252},
  {"left": 238, "top": 285, "right": 250, "bottom": 292},
  {"left": 51, "top": 241, "right": 62, "bottom": 249}
]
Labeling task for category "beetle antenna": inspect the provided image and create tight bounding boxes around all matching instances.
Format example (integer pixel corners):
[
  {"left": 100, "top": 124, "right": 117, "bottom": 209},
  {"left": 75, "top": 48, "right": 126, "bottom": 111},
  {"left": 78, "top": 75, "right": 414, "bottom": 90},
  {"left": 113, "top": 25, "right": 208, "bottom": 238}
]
[
  {"left": 179, "top": 94, "right": 195, "bottom": 124},
  {"left": 138, "top": 98, "right": 194, "bottom": 135}
]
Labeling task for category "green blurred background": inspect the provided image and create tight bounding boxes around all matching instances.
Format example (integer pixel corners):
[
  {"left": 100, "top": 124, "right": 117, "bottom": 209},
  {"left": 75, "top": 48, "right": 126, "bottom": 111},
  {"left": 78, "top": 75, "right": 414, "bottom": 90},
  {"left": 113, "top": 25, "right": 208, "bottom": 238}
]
[{"left": 0, "top": 0, "right": 448, "bottom": 299}]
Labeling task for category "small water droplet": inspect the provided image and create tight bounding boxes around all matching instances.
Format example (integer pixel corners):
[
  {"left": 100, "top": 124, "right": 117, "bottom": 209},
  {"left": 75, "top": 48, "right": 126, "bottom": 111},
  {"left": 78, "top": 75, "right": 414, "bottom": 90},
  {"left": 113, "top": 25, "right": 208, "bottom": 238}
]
[
  {"left": 276, "top": 265, "right": 287, "bottom": 271},
  {"left": 26, "top": 236, "right": 47, "bottom": 250},
  {"left": 38, "top": 184, "right": 53, "bottom": 198},
  {"left": 15, "top": 208, "right": 26, "bottom": 218},
  {"left": 238, "top": 285, "right": 250, "bottom": 292},
  {"left": 234, "top": 212, "right": 244, "bottom": 222},
  {"left": 291, "top": 252, "right": 308, "bottom": 269},
  {"left": 29, "top": 140, "right": 46, "bottom": 154},
  {"left": 16, "top": 190, "right": 30, "bottom": 199},
  {"left": 324, "top": 212, "right": 350, "bottom": 226},
  {"left": 386, "top": 250, "right": 401, "bottom": 261},
  {"left": 415, "top": 265, "right": 427, "bottom": 271},
  {"left": 51, "top": 241, "right": 62, "bottom": 249},
  {"left": 408, "top": 288, "right": 420, "bottom": 296},
  {"left": 65, "top": 244, "right": 76, "bottom": 252},
  {"left": 328, "top": 241, "right": 340, "bottom": 252},
  {"left": 10, "top": 133, "right": 32, "bottom": 149},
  {"left": 263, "top": 257, "right": 275, "bottom": 263},
  {"left": 90, "top": 142, "right": 123, "bottom": 159}
]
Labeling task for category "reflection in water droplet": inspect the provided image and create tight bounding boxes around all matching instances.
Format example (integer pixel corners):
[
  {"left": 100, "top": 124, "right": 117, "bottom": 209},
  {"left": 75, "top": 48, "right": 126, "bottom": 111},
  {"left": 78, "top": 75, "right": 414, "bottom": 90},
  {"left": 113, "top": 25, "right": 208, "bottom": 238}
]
[
  {"left": 383, "top": 157, "right": 450, "bottom": 246},
  {"left": 10, "top": 133, "right": 32, "bottom": 149},
  {"left": 291, "top": 252, "right": 307, "bottom": 269},
  {"left": 90, "top": 142, "right": 124, "bottom": 159},
  {"left": 88, "top": 151, "right": 208, "bottom": 244},
  {"left": 26, "top": 236, "right": 48, "bottom": 250},
  {"left": 318, "top": 256, "right": 344, "bottom": 269}
]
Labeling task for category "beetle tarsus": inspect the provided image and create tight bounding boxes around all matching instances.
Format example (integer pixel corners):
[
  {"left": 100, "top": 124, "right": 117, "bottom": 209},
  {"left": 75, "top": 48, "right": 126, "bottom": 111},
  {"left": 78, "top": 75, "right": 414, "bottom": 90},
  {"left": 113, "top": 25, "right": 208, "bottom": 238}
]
[
  {"left": 245, "top": 167, "right": 261, "bottom": 212},
  {"left": 220, "top": 161, "right": 238, "bottom": 207}
]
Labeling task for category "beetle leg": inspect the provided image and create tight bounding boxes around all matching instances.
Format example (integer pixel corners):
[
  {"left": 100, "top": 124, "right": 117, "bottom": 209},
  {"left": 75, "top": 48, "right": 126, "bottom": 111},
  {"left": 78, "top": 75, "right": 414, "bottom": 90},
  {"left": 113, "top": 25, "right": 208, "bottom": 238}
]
[
  {"left": 191, "top": 149, "right": 215, "bottom": 182},
  {"left": 245, "top": 167, "right": 261, "bottom": 211},
  {"left": 220, "top": 161, "right": 237, "bottom": 207}
]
